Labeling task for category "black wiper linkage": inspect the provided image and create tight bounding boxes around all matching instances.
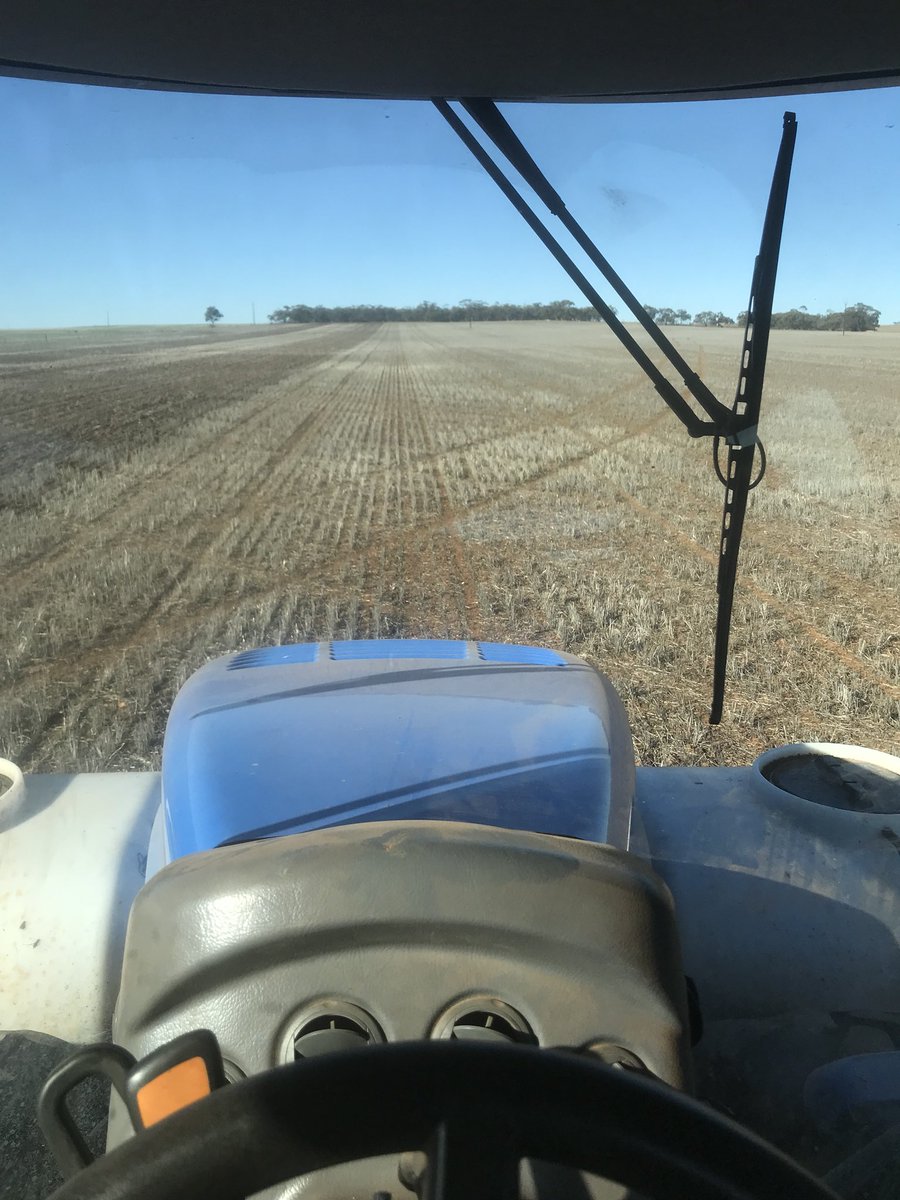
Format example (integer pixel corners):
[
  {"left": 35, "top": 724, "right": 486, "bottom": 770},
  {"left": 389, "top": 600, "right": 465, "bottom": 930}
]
[
  {"left": 435, "top": 98, "right": 735, "bottom": 439},
  {"left": 435, "top": 98, "right": 797, "bottom": 722}
]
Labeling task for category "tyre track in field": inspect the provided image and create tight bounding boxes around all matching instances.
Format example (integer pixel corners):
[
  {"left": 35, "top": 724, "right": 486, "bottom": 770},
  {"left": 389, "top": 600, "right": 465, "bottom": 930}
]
[
  {"left": 292, "top": 357, "right": 671, "bottom": 630},
  {"left": 610, "top": 487, "right": 900, "bottom": 707},
  {"left": 350, "top": 349, "right": 404, "bottom": 622},
  {"left": 393, "top": 376, "right": 898, "bottom": 711},
  {"left": 333, "top": 337, "right": 416, "bottom": 620},
  {"left": 5, "top": 329, "right": 390, "bottom": 696},
  {"left": 535, "top": 398, "right": 900, "bottom": 705},
  {"left": 412, "top": 323, "right": 715, "bottom": 428},
  {"left": 523, "top": 498, "right": 893, "bottom": 735},
  {"left": 410, "top": 325, "right": 655, "bottom": 435},
  {"left": 21, "top": 342, "right": 891, "bottom": 764},
  {"left": 507, "top": 330, "right": 899, "bottom": 699},
  {"left": 0, "top": 326, "right": 352, "bottom": 498},
  {"left": 396, "top": 335, "right": 483, "bottom": 637},
  {"left": 62, "top": 371, "right": 673, "bottom": 658},
  {"left": 14, "top": 326, "right": 897, "bottom": 766},
  {"left": 322, "top": 357, "right": 900, "bottom": 712},
  {"left": 162, "top": 330, "right": 661, "bottom": 554},
  {"left": 599, "top": 425, "right": 900, "bottom": 685},
  {"left": 0, "top": 329, "right": 739, "bottom": 703},
  {"left": 6, "top": 326, "right": 378, "bottom": 582},
  {"left": 223, "top": 335, "right": 388, "bottom": 564},
  {"left": 8, "top": 383, "right": 372, "bottom": 761},
  {"left": 11, "top": 323, "right": 646, "bottom": 689},
  {"left": 85, "top": 329, "right": 391, "bottom": 651}
]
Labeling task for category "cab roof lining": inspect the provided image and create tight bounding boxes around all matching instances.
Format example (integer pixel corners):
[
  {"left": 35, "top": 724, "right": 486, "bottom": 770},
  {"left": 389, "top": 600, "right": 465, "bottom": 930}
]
[{"left": 2, "top": 1, "right": 899, "bottom": 101}]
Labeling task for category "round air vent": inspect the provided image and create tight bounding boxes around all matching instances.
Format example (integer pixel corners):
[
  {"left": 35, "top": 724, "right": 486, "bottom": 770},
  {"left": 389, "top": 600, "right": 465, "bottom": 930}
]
[
  {"left": 222, "top": 1059, "right": 245, "bottom": 1084},
  {"left": 280, "top": 1000, "right": 384, "bottom": 1063},
  {"left": 583, "top": 1041, "right": 650, "bottom": 1074},
  {"left": 431, "top": 996, "right": 536, "bottom": 1045},
  {"left": 753, "top": 744, "right": 900, "bottom": 814}
]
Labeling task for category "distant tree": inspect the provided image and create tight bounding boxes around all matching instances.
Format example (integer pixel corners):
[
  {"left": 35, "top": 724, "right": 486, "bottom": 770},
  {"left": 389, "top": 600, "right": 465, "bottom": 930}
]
[
  {"left": 547, "top": 299, "right": 577, "bottom": 320},
  {"left": 694, "top": 311, "right": 733, "bottom": 327},
  {"left": 643, "top": 304, "right": 660, "bottom": 322},
  {"left": 657, "top": 307, "right": 677, "bottom": 325},
  {"left": 843, "top": 302, "right": 880, "bottom": 331},
  {"left": 415, "top": 301, "right": 442, "bottom": 320},
  {"left": 205, "top": 306, "right": 223, "bottom": 327},
  {"left": 767, "top": 302, "right": 880, "bottom": 331},
  {"left": 771, "top": 307, "right": 818, "bottom": 330},
  {"left": 459, "top": 299, "right": 488, "bottom": 319},
  {"left": 675, "top": 309, "right": 692, "bottom": 325}
]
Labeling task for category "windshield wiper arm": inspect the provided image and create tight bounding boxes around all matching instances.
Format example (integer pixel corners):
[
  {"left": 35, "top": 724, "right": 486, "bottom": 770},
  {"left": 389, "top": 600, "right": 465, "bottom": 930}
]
[
  {"left": 436, "top": 98, "right": 797, "bottom": 721},
  {"left": 433, "top": 98, "right": 731, "bottom": 438},
  {"left": 458, "top": 97, "right": 732, "bottom": 430},
  {"left": 710, "top": 111, "right": 797, "bottom": 724}
]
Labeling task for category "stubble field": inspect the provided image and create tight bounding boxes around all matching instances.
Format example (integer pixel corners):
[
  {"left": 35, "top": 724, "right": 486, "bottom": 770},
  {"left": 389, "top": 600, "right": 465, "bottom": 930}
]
[{"left": 1, "top": 320, "right": 898, "bottom": 773}]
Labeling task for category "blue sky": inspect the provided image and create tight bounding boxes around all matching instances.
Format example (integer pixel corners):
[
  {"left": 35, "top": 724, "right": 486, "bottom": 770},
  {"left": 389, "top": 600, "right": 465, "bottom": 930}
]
[{"left": 0, "top": 79, "right": 897, "bottom": 328}]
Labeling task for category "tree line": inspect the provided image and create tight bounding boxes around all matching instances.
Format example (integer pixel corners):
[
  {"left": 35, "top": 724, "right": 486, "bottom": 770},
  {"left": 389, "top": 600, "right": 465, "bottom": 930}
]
[
  {"left": 763, "top": 302, "right": 880, "bottom": 331},
  {"left": 268, "top": 300, "right": 605, "bottom": 323},
  {"left": 267, "top": 299, "right": 881, "bottom": 330}
]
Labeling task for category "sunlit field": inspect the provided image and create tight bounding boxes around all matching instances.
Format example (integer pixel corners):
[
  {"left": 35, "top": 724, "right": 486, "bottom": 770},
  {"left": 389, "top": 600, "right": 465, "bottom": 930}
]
[{"left": 2, "top": 321, "right": 898, "bottom": 772}]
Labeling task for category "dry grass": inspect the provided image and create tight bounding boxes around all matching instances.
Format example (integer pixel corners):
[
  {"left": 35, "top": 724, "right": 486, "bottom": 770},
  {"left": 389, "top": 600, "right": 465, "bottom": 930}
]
[{"left": 1, "top": 321, "right": 898, "bottom": 772}]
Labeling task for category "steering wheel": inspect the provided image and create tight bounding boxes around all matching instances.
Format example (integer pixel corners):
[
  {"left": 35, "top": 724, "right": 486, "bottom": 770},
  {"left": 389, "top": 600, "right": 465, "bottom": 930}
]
[{"left": 49, "top": 1041, "right": 838, "bottom": 1200}]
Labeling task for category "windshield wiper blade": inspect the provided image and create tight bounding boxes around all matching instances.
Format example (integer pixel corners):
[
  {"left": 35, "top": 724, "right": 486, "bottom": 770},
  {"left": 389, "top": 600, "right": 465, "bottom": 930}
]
[
  {"left": 710, "top": 111, "right": 797, "bottom": 724},
  {"left": 433, "top": 98, "right": 731, "bottom": 438}
]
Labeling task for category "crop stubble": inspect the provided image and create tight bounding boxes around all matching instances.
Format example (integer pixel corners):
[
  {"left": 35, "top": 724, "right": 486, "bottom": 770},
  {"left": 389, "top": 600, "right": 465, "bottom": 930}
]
[{"left": 1, "top": 321, "right": 898, "bottom": 771}]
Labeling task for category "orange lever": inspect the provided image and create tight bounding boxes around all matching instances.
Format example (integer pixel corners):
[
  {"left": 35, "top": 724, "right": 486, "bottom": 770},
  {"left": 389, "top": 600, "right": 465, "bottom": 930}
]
[{"left": 135, "top": 1055, "right": 213, "bottom": 1127}]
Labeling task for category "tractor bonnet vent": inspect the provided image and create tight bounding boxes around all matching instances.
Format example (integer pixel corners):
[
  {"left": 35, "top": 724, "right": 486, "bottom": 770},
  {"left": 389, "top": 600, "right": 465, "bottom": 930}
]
[
  {"left": 228, "top": 644, "right": 319, "bottom": 669},
  {"left": 226, "top": 639, "right": 568, "bottom": 669}
]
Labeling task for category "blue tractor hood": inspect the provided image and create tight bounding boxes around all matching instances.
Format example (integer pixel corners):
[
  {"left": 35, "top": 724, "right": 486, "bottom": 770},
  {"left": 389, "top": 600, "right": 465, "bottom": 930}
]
[{"left": 161, "top": 640, "right": 635, "bottom": 860}]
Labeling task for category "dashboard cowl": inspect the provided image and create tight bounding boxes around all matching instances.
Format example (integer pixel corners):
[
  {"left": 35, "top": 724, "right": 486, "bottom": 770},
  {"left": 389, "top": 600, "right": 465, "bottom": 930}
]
[{"left": 109, "top": 819, "right": 692, "bottom": 1166}]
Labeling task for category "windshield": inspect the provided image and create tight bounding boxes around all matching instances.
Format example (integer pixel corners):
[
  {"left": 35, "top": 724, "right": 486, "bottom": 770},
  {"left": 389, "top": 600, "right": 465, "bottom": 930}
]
[
  {"left": 1, "top": 77, "right": 899, "bottom": 1198},
  {"left": 2, "top": 81, "right": 897, "bottom": 772}
]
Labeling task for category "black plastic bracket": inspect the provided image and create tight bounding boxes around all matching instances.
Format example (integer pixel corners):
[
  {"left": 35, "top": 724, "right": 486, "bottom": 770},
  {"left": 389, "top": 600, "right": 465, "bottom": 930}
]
[
  {"left": 37, "top": 1043, "right": 136, "bottom": 1179},
  {"left": 38, "top": 1030, "right": 227, "bottom": 1178}
]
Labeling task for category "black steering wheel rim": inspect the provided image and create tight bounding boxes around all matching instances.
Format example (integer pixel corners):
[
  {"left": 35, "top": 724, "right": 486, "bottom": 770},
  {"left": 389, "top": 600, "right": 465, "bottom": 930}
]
[{"left": 49, "top": 1041, "right": 839, "bottom": 1200}]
